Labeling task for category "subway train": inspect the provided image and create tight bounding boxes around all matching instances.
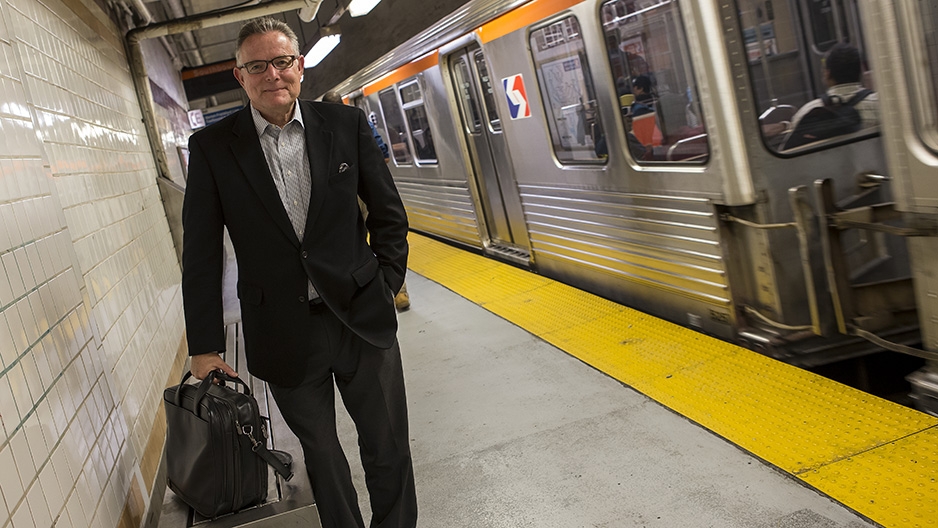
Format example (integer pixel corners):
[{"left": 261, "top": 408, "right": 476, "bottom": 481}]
[{"left": 325, "top": 0, "right": 938, "bottom": 412}]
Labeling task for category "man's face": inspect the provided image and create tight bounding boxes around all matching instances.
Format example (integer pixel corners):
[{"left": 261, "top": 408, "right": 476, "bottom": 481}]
[{"left": 233, "top": 31, "right": 305, "bottom": 120}]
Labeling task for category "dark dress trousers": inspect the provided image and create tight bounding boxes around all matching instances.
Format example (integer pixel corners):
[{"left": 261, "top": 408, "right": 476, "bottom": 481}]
[{"left": 181, "top": 100, "right": 416, "bottom": 527}]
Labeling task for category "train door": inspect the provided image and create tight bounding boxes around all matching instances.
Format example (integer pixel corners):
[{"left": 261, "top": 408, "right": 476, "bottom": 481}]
[{"left": 448, "top": 44, "right": 531, "bottom": 265}]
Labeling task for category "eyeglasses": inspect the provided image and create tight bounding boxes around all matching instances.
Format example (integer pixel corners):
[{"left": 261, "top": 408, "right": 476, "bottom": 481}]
[{"left": 237, "top": 55, "right": 298, "bottom": 75}]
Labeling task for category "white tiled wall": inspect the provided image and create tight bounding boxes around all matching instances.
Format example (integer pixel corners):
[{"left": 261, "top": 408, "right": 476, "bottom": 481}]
[{"left": 0, "top": 0, "right": 184, "bottom": 525}]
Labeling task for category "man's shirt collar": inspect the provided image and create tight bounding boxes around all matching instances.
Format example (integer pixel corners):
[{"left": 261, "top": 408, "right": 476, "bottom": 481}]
[{"left": 250, "top": 102, "right": 304, "bottom": 137}]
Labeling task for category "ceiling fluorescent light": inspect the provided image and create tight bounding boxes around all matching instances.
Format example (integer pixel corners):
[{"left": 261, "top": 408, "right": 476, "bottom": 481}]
[
  {"left": 348, "top": 0, "right": 381, "bottom": 17},
  {"left": 304, "top": 26, "right": 341, "bottom": 68}
]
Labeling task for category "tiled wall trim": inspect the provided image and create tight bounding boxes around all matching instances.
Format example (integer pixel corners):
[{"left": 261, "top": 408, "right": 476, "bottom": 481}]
[{"left": 0, "top": 0, "right": 185, "bottom": 525}]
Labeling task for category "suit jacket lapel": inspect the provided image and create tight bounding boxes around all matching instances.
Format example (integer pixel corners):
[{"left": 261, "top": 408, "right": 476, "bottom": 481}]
[
  {"left": 300, "top": 101, "right": 332, "bottom": 244},
  {"left": 230, "top": 106, "right": 300, "bottom": 246}
]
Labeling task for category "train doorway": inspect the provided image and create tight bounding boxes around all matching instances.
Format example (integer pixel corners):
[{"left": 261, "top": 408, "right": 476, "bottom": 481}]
[{"left": 448, "top": 44, "right": 532, "bottom": 266}]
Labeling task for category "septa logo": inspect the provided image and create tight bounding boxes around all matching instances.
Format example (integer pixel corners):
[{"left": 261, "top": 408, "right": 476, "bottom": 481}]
[{"left": 502, "top": 74, "right": 531, "bottom": 120}]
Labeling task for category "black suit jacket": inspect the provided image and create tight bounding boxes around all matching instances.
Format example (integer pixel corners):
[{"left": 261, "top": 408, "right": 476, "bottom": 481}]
[{"left": 181, "top": 101, "right": 408, "bottom": 387}]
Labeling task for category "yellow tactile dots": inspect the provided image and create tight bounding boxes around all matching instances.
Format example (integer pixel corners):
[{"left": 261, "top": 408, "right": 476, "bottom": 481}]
[
  {"left": 407, "top": 232, "right": 938, "bottom": 528},
  {"left": 801, "top": 427, "right": 938, "bottom": 528}
]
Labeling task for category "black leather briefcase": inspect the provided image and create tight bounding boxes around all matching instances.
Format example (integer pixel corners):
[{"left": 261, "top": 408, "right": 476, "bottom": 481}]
[{"left": 164, "top": 370, "right": 293, "bottom": 518}]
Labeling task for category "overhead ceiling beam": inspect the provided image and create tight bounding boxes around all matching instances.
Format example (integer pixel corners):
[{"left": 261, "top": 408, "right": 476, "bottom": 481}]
[{"left": 127, "top": 0, "right": 323, "bottom": 43}]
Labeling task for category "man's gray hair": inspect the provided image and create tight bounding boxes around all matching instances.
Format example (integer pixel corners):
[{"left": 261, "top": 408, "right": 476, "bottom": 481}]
[{"left": 236, "top": 17, "right": 299, "bottom": 63}]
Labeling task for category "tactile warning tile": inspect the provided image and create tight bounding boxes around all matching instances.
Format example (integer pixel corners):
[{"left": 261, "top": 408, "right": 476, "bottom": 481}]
[
  {"left": 641, "top": 349, "right": 935, "bottom": 474},
  {"left": 407, "top": 234, "right": 552, "bottom": 305},
  {"left": 406, "top": 232, "right": 938, "bottom": 527},
  {"left": 485, "top": 282, "right": 628, "bottom": 336},
  {"left": 406, "top": 235, "right": 496, "bottom": 280},
  {"left": 540, "top": 309, "right": 733, "bottom": 382},
  {"left": 800, "top": 426, "right": 938, "bottom": 528}
]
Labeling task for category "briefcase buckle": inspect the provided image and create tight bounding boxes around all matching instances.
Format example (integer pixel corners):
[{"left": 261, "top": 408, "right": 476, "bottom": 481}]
[{"left": 240, "top": 423, "right": 262, "bottom": 451}]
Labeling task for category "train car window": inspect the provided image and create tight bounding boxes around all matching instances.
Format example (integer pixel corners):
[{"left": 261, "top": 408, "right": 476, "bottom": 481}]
[
  {"left": 399, "top": 79, "right": 438, "bottom": 164},
  {"left": 738, "top": 0, "right": 879, "bottom": 154},
  {"left": 600, "top": 0, "right": 709, "bottom": 163},
  {"left": 473, "top": 51, "right": 502, "bottom": 132},
  {"left": 378, "top": 87, "right": 413, "bottom": 165},
  {"left": 452, "top": 57, "right": 483, "bottom": 134},
  {"left": 529, "top": 16, "right": 606, "bottom": 164},
  {"left": 904, "top": 0, "right": 938, "bottom": 151}
]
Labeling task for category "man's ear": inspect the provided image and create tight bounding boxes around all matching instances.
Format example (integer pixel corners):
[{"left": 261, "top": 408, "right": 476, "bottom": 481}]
[{"left": 234, "top": 66, "right": 245, "bottom": 88}]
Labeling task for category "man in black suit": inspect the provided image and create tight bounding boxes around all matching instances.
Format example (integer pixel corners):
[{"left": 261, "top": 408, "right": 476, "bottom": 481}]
[{"left": 181, "top": 17, "right": 417, "bottom": 528}]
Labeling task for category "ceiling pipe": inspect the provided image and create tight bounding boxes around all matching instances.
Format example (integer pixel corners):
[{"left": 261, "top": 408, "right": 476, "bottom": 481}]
[
  {"left": 119, "top": 0, "right": 184, "bottom": 72},
  {"left": 125, "top": 0, "right": 323, "bottom": 180},
  {"left": 162, "top": 0, "right": 205, "bottom": 66},
  {"left": 326, "top": 0, "right": 348, "bottom": 25},
  {"left": 126, "top": 0, "right": 153, "bottom": 24}
]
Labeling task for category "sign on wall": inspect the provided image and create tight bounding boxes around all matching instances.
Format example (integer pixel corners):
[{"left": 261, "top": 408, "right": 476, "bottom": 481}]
[{"left": 187, "top": 109, "right": 206, "bottom": 129}]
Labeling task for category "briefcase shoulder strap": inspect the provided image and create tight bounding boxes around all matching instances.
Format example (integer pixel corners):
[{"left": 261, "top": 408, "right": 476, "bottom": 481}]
[
  {"left": 254, "top": 443, "right": 294, "bottom": 481},
  {"left": 235, "top": 416, "right": 295, "bottom": 481}
]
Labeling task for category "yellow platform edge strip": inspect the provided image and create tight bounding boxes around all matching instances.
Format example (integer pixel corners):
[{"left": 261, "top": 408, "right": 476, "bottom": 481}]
[{"left": 406, "top": 232, "right": 938, "bottom": 528}]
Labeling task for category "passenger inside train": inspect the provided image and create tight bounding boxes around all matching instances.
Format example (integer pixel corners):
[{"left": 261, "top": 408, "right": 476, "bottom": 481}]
[
  {"left": 629, "top": 74, "right": 655, "bottom": 114},
  {"left": 780, "top": 43, "right": 880, "bottom": 150}
]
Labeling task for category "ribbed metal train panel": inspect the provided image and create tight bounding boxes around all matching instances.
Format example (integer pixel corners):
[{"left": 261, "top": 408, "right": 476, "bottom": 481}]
[
  {"left": 395, "top": 178, "right": 482, "bottom": 247},
  {"left": 519, "top": 185, "right": 729, "bottom": 305}
]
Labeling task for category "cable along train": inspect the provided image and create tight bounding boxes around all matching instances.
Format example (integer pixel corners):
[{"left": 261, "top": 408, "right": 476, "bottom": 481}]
[{"left": 329, "top": 0, "right": 938, "bottom": 413}]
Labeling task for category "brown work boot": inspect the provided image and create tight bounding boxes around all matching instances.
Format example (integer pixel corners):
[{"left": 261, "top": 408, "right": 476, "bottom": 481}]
[{"left": 394, "top": 290, "right": 410, "bottom": 311}]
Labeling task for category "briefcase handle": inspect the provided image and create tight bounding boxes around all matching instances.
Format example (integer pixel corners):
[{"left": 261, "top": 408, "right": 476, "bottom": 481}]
[{"left": 173, "top": 370, "right": 252, "bottom": 412}]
